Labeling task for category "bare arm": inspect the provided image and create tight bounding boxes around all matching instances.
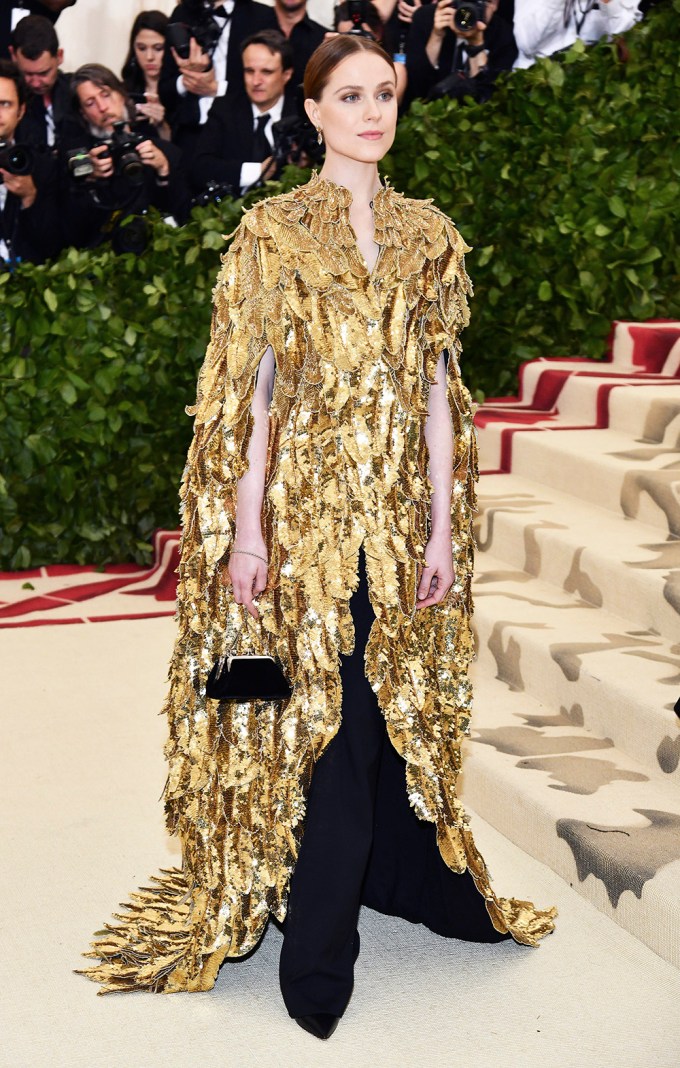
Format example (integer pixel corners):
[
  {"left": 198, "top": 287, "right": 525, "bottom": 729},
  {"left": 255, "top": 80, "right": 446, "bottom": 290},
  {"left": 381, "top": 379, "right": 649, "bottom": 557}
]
[
  {"left": 227, "top": 345, "right": 275, "bottom": 619},
  {"left": 417, "top": 352, "right": 455, "bottom": 609}
]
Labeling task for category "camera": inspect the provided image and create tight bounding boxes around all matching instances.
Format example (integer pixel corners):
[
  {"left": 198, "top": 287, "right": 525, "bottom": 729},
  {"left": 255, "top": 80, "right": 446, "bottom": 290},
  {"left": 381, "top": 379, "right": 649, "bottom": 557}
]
[
  {"left": 453, "top": 0, "right": 486, "bottom": 32},
  {"left": 191, "top": 178, "right": 232, "bottom": 207},
  {"left": 344, "top": 0, "right": 376, "bottom": 38},
  {"left": 97, "top": 121, "right": 146, "bottom": 186},
  {"left": 167, "top": 1, "right": 222, "bottom": 60},
  {"left": 0, "top": 140, "right": 33, "bottom": 180},
  {"left": 66, "top": 147, "right": 95, "bottom": 180},
  {"left": 271, "top": 114, "right": 325, "bottom": 168}
]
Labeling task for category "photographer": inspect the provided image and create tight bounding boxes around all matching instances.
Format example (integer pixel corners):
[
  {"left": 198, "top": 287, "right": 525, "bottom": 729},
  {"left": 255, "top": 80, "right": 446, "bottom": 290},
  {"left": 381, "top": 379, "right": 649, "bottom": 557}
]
[
  {"left": 61, "top": 64, "right": 190, "bottom": 253},
  {"left": 160, "top": 1, "right": 278, "bottom": 149},
  {"left": 191, "top": 30, "right": 298, "bottom": 198},
  {"left": 0, "top": 59, "right": 61, "bottom": 266},
  {"left": 273, "top": 0, "right": 326, "bottom": 91},
  {"left": 406, "top": 0, "right": 517, "bottom": 103},
  {"left": 10, "top": 15, "right": 69, "bottom": 148}
]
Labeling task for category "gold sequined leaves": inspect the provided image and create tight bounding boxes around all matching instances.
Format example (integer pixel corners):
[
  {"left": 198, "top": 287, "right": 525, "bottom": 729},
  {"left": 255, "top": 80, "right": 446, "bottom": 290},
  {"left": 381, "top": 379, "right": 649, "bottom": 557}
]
[
  {"left": 256, "top": 186, "right": 366, "bottom": 285},
  {"left": 375, "top": 194, "right": 449, "bottom": 293},
  {"left": 422, "top": 218, "right": 472, "bottom": 361},
  {"left": 214, "top": 231, "right": 284, "bottom": 392}
]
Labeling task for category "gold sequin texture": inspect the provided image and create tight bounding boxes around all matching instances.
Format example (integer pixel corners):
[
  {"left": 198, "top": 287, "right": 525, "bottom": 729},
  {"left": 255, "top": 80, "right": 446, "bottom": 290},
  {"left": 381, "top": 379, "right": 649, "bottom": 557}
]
[{"left": 79, "top": 175, "right": 557, "bottom": 994}]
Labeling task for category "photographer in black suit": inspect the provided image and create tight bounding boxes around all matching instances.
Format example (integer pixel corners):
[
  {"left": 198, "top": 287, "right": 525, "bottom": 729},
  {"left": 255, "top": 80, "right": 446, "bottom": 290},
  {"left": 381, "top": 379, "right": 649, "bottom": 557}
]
[
  {"left": 60, "top": 64, "right": 191, "bottom": 253},
  {"left": 406, "top": 0, "right": 516, "bottom": 103},
  {"left": 0, "top": 59, "right": 61, "bottom": 266},
  {"left": 272, "top": 0, "right": 326, "bottom": 92},
  {"left": 10, "top": 15, "right": 69, "bottom": 148},
  {"left": 160, "top": 0, "right": 278, "bottom": 148},
  {"left": 191, "top": 30, "right": 298, "bottom": 198}
]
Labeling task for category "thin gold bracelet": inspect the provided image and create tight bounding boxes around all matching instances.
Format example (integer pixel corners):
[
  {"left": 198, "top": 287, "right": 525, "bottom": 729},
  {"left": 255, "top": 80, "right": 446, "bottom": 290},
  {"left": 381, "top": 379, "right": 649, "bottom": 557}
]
[{"left": 231, "top": 549, "right": 268, "bottom": 564}]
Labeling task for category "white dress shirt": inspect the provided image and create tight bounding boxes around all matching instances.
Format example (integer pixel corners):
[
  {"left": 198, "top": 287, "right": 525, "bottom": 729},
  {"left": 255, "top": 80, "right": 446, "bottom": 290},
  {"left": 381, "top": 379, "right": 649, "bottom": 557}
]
[
  {"left": 239, "top": 94, "right": 285, "bottom": 195},
  {"left": 514, "top": 0, "right": 642, "bottom": 69}
]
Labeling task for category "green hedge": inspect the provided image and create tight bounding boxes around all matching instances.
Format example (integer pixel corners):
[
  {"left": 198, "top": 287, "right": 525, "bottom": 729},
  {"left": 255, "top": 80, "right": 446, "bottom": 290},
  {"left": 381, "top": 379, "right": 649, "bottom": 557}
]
[{"left": 1, "top": 1, "right": 678, "bottom": 569}]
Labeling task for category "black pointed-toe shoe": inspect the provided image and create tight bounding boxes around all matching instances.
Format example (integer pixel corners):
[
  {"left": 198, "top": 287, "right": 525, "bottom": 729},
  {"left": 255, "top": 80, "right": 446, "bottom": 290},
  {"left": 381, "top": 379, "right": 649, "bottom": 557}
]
[{"left": 295, "top": 1013, "right": 341, "bottom": 1040}]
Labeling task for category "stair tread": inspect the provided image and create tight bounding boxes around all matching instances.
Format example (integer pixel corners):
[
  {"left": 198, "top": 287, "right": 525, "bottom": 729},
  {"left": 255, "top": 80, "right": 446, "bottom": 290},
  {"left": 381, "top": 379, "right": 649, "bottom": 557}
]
[
  {"left": 478, "top": 471, "right": 678, "bottom": 548},
  {"left": 466, "top": 670, "right": 680, "bottom": 821},
  {"left": 462, "top": 671, "right": 680, "bottom": 966},
  {"left": 474, "top": 546, "right": 677, "bottom": 644},
  {"left": 472, "top": 549, "right": 680, "bottom": 782}
]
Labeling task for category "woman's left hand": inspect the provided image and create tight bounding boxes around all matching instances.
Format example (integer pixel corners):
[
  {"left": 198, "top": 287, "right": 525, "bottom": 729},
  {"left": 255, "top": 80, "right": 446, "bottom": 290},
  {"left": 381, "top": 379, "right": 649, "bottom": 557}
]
[{"left": 416, "top": 531, "right": 455, "bottom": 610}]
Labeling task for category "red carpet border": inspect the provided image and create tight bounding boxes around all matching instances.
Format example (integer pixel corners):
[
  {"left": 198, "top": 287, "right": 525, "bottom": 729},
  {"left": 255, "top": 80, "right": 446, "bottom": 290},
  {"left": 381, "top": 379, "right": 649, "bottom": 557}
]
[{"left": 0, "top": 529, "right": 180, "bottom": 628}]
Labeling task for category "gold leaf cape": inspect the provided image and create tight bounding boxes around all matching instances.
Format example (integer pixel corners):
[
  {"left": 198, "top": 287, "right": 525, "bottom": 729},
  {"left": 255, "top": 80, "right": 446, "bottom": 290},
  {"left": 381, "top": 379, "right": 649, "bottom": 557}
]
[{"left": 81, "top": 174, "right": 556, "bottom": 994}]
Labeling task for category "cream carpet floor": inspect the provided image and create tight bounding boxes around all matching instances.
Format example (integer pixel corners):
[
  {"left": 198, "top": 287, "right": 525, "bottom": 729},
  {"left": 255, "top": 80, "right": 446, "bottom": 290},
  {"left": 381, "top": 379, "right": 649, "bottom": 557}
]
[{"left": 2, "top": 617, "right": 679, "bottom": 1068}]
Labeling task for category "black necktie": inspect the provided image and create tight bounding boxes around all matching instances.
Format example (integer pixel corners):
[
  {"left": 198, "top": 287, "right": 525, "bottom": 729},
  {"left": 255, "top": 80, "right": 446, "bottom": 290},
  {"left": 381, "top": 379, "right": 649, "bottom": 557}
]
[
  {"left": 213, "top": 4, "right": 229, "bottom": 20},
  {"left": 252, "top": 114, "right": 271, "bottom": 162}
]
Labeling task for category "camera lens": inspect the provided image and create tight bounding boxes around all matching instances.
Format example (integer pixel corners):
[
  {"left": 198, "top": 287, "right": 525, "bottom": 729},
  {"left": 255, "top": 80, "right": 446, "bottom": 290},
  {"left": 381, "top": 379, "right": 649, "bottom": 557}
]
[
  {"left": 454, "top": 3, "right": 477, "bottom": 31},
  {"left": 120, "top": 152, "right": 146, "bottom": 186},
  {"left": 0, "top": 144, "right": 32, "bottom": 175}
]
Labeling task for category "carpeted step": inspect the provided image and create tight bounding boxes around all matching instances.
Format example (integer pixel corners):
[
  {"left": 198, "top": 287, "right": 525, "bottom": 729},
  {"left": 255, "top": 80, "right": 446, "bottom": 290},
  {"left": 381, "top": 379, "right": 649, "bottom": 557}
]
[
  {"left": 608, "top": 384, "right": 680, "bottom": 439},
  {"left": 508, "top": 427, "right": 680, "bottom": 536},
  {"left": 476, "top": 376, "right": 680, "bottom": 473},
  {"left": 462, "top": 667, "right": 680, "bottom": 968},
  {"left": 472, "top": 551, "right": 680, "bottom": 785},
  {"left": 476, "top": 473, "right": 680, "bottom": 643},
  {"left": 543, "top": 374, "right": 680, "bottom": 428}
]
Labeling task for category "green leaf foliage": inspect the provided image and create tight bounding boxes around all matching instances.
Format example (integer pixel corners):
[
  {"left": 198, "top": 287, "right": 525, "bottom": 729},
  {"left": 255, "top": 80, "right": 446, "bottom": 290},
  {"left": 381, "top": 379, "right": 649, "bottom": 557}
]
[{"left": 1, "top": 4, "right": 678, "bottom": 569}]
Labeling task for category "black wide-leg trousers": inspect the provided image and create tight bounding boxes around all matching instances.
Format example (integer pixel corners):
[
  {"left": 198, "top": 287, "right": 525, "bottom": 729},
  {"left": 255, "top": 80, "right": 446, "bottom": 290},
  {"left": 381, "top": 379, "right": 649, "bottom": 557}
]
[{"left": 279, "top": 552, "right": 509, "bottom": 1019}]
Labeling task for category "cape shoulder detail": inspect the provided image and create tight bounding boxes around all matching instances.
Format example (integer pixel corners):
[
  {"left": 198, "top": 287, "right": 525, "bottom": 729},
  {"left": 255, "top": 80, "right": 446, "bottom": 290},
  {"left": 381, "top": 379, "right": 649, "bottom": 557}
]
[{"left": 226, "top": 175, "right": 472, "bottom": 299}]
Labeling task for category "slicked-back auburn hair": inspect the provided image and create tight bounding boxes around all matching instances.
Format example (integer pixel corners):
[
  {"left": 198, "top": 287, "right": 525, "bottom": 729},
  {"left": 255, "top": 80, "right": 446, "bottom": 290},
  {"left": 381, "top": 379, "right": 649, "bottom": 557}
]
[{"left": 303, "top": 34, "right": 395, "bottom": 102}]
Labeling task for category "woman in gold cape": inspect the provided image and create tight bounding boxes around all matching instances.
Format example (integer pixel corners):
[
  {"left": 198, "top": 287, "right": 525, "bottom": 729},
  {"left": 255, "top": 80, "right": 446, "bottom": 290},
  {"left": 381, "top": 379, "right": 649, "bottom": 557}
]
[{"left": 81, "top": 36, "right": 556, "bottom": 1027}]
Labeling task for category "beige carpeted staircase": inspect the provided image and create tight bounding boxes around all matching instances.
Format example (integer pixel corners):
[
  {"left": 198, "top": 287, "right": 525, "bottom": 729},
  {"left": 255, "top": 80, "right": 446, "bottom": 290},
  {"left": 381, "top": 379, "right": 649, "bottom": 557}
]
[{"left": 463, "top": 320, "right": 680, "bottom": 967}]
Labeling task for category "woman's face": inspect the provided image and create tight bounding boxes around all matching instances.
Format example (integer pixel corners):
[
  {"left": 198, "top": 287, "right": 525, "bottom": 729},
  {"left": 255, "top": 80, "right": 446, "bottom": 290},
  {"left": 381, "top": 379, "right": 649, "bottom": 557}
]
[
  {"left": 77, "top": 80, "right": 126, "bottom": 133},
  {"left": 305, "top": 51, "right": 398, "bottom": 165},
  {"left": 134, "top": 28, "right": 165, "bottom": 81}
]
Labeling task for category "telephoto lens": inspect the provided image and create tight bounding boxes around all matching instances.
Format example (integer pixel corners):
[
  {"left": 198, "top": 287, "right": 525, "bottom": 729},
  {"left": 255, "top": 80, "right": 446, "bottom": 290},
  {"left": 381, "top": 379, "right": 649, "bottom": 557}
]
[{"left": 0, "top": 140, "right": 33, "bottom": 177}]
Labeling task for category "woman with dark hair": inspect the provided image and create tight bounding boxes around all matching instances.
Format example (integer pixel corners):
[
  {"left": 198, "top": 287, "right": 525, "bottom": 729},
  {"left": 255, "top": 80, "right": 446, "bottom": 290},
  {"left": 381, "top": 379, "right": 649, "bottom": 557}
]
[
  {"left": 121, "top": 10, "right": 171, "bottom": 140},
  {"left": 80, "top": 34, "right": 556, "bottom": 1038}
]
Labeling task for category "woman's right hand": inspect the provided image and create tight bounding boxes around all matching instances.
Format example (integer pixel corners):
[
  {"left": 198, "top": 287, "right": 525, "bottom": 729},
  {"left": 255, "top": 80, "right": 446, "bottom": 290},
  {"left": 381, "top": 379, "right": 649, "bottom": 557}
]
[
  {"left": 135, "top": 94, "right": 166, "bottom": 127},
  {"left": 227, "top": 541, "right": 268, "bottom": 620}
]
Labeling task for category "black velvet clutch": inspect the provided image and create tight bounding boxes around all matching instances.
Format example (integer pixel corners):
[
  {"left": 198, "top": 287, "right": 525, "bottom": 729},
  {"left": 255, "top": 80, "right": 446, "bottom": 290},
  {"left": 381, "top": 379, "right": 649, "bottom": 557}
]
[{"left": 205, "top": 655, "right": 292, "bottom": 702}]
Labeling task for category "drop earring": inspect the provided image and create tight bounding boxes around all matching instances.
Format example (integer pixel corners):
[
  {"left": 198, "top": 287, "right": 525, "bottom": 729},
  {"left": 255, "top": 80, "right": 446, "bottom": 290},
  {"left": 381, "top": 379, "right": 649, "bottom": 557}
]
[{"left": 316, "top": 126, "right": 323, "bottom": 145}]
